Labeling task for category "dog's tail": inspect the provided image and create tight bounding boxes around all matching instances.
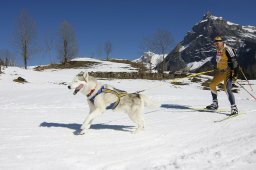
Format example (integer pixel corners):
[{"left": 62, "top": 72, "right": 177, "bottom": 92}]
[{"left": 139, "top": 94, "right": 161, "bottom": 108}]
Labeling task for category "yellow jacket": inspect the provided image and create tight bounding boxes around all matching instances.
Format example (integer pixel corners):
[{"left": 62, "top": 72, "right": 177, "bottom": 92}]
[{"left": 216, "top": 44, "right": 236, "bottom": 70}]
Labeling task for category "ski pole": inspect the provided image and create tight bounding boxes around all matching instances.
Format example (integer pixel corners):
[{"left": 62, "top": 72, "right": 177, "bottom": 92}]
[
  {"left": 239, "top": 67, "right": 254, "bottom": 92},
  {"left": 237, "top": 82, "right": 256, "bottom": 101}
]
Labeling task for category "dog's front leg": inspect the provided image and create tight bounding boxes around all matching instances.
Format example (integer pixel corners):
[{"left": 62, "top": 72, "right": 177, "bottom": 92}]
[{"left": 80, "top": 109, "right": 102, "bottom": 135}]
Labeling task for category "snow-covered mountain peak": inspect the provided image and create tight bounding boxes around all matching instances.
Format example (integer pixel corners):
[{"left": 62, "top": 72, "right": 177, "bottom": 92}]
[
  {"left": 133, "top": 51, "right": 167, "bottom": 70},
  {"left": 162, "top": 13, "right": 256, "bottom": 78}
]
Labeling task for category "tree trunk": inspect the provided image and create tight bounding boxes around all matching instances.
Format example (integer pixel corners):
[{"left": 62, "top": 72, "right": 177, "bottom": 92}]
[
  {"left": 149, "top": 62, "right": 152, "bottom": 73},
  {"left": 5, "top": 57, "right": 8, "bottom": 68},
  {"left": 162, "top": 55, "right": 164, "bottom": 72},
  {"left": 63, "top": 40, "right": 68, "bottom": 65},
  {"left": 23, "top": 41, "right": 28, "bottom": 69}
]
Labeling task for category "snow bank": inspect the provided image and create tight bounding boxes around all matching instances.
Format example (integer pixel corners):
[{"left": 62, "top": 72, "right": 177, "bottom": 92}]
[{"left": 0, "top": 66, "right": 256, "bottom": 170}]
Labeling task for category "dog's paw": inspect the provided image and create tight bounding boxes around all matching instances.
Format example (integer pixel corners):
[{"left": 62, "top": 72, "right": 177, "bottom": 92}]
[
  {"left": 79, "top": 129, "right": 88, "bottom": 135},
  {"left": 80, "top": 124, "right": 86, "bottom": 130},
  {"left": 73, "top": 130, "right": 82, "bottom": 135},
  {"left": 81, "top": 123, "right": 92, "bottom": 131}
]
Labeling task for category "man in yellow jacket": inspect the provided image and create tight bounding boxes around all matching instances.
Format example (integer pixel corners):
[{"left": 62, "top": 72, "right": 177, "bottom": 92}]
[{"left": 206, "top": 36, "right": 239, "bottom": 115}]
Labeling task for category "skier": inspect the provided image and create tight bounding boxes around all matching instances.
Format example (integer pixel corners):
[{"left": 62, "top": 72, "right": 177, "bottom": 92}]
[{"left": 206, "top": 36, "right": 239, "bottom": 115}]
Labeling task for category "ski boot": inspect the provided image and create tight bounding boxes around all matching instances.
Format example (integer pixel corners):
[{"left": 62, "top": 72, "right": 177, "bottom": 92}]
[
  {"left": 230, "top": 105, "right": 238, "bottom": 116},
  {"left": 205, "top": 100, "right": 218, "bottom": 110}
]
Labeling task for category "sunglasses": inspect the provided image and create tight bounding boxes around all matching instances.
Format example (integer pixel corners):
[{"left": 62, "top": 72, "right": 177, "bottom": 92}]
[{"left": 214, "top": 41, "right": 223, "bottom": 45}]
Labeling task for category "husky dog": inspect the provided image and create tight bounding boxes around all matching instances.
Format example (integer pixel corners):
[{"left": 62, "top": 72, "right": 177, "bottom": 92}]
[{"left": 68, "top": 71, "right": 157, "bottom": 135}]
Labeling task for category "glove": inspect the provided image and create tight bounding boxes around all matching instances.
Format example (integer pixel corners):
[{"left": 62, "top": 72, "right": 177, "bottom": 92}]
[{"left": 231, "top": 70, "right": 238, "bottom": 82}]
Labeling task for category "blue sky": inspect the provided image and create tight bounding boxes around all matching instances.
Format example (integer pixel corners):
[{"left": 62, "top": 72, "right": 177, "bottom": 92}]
[{"left": 0, "top": 0, "right": 256, "bottom": 66}]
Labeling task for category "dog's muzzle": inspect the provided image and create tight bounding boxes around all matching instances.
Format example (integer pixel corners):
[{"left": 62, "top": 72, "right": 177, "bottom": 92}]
[{"left": 72, "top": 84, "right": 84, "bottom": 95}]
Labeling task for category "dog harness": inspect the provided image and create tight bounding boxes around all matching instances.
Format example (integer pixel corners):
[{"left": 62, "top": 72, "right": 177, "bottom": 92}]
[{"left": 87, "top": 85, "right": 128, "bottom": 110}]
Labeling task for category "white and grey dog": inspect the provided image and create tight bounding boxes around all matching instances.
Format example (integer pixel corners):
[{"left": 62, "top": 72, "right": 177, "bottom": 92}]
[{"left": 68, "top": 71, "right": 157, "bottom": 134}]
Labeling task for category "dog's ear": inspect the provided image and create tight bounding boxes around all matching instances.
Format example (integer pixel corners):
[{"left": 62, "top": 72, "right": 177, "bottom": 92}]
[
  {"left": 83, "top": 72, "right": 89, "bottom": 82},
  {"left": 78, "top": 71, "right": 84, "bottom": 76}
]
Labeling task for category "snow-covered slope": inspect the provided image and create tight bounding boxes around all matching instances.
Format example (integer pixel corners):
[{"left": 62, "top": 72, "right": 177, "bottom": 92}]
[
  {"left": 1, "top": 66, "right": 256, "bottom": 170},
  {"left": 186, "top": 57, "right": 212, "bottom": 71},
  {"left": 133, "top": 51, "right": 167, "bottom": 70},
  {"left": 71, "top": 57, "right": 138, "bottom": 72}
]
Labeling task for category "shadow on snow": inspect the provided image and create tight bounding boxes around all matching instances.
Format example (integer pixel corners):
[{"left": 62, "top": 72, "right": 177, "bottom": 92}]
[
  {"left": 160, "top": 104, "right": 229, "bottom": 115},
  {"left": 160, "top": 104, "right": 191, "bottom": 110},
  {"left": 40, "top": 122, "right": 134, "bottom": 135}
]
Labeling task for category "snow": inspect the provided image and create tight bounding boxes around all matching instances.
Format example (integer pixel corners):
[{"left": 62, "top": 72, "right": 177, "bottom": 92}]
[
  {"left": 239, "top": 32, "right": 256, "bottom": 39},
  {"left": 70, "top": 57, "right": 138, "bottom": 72},
  {"left": 187, "top": 57, "right": 212, "bottom": 71},
  {"left": 1, "top": 64, "right": 256, "bottom": 170},
  {"left": 227, "top": 21, "right": 239, "bottom": 26},
  {"left": 242, "top": 26, "right": 256, "bottom": 33},
  {"left": 179, "top": 43, "right": 191, "bottom": 52},
  {"left": 71, "top": 57, "right": 102, "bottom": 62},
  {"left": 179, "top": 46, "right": 186, "bottom": 52},
  {"left": 238, "top": 26, "right": 256, "bottom": 39},
  {"left": 226, "top": 37, "right": 238, "bottom": 42},
  {"left": 196, "top": 15, "right": 222, "bottom": 26},
  {"left": 210, "top": 15, "right": 223, "bottom": 20},
  {"left": 200, "top": 19, "right": 208, "bottom": 23},
  {"left": 133, "top": 51, "right": 167, "bottom": 69}
]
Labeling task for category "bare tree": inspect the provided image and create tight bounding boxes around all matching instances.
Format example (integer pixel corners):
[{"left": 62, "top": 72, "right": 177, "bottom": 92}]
[
  {"left": 44, "top": 31, "right": 56, "bottom": 64},
  {"left": 14, "top": 10, "right": 36, "bottom": 69},
  {"left": 57, "top": 21, "right": 78, "bottom": 65},
  {"left": 0, "top": 49, "right": 15, "bottom": 67},
  {"left": 142, "top": 29, "right": 175, "bottom": 73},
  {"left": 104, "top": 41, "right": 112, "bottom": 61}
]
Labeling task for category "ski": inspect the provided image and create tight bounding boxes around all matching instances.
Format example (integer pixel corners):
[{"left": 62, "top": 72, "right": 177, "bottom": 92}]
[
  {"left": 189, "top": 107, "right": 228, "bottom": 114},
  {"left": 214, "top": 113, "right": 245, "bottom": 123}
]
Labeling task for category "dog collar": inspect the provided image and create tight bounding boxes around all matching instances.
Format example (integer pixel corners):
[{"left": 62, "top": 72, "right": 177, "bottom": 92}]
[
  {"left": 86, "top": 84, "right": 98, "bottom": 97},
  {"left": 87, "top": 89, "right": 95, "bottom": 97},
  {"left": 88, "top": 85, "right": 105, "bottom": 102}
]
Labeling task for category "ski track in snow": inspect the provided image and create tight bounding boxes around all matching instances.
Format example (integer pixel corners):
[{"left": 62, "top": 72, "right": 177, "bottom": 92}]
[{"left": 0, "top": 66, "right": 256, "bottom": 170}]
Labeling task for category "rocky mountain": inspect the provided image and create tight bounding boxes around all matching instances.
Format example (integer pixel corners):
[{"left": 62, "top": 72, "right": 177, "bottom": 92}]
[
  {"left": 133, "top": 51, "right": 167, "bottom": 71},
  {"left": 161, "top": 12, "right": 256, "bottom": 79}
]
